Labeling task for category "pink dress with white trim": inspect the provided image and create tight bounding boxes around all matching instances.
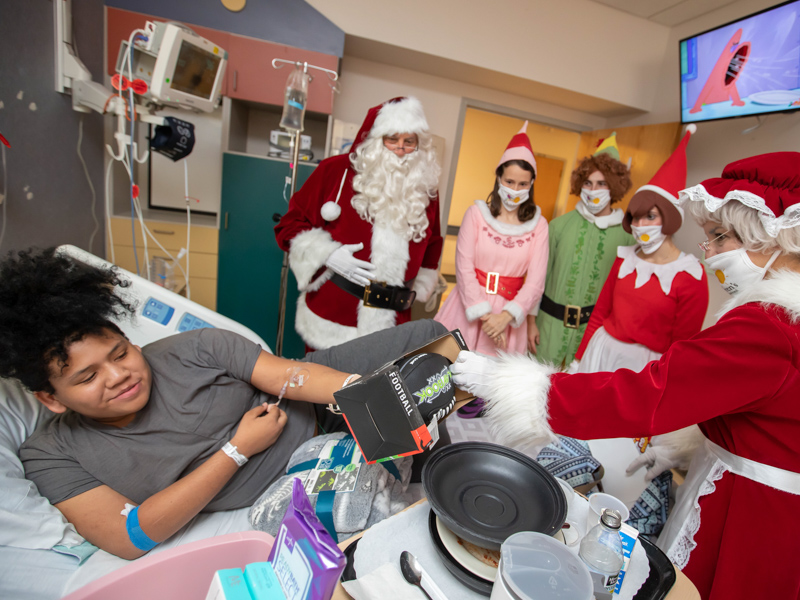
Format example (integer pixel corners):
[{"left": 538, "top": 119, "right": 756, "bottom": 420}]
[{"left": 435, "top": 201, "right": 548, "bottom": 355}]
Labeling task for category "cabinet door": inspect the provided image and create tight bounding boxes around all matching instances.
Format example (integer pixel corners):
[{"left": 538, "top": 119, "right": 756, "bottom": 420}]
[
  {"left": 218, "top": 153, "right": 315, "bottom": 358},
  {"left": 226, "top": 35, "right": 339, "bottom": 113}
]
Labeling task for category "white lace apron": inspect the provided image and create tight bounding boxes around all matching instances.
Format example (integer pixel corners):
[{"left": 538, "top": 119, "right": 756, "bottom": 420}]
[{"left": 657, "top": 438, "right": 800, "bottom": 569}]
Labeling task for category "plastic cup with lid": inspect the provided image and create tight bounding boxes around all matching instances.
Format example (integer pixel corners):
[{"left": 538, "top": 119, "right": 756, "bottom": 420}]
[{"left": 490, "top": 531, "right": 593, "bottom": 600}]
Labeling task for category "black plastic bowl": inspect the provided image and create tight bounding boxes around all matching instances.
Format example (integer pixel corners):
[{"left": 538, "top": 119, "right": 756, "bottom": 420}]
[{"left": 422, "top": 442, "right": 566, "bottom": 550}]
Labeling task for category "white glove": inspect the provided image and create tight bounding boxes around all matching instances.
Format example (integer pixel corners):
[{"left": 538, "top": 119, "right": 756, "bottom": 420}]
[
  {"left": 450, "top": 350, "right": 497, "bottom": 399},
  {"left": 566, "top": 359, "right": 580, "bottom": 374},
  {"left": 626, "top": 426, "right": 704, "bottom": 482},
  {"left": 325, "top": 243, "right": 375, "bottom": 287},
  {"left": 625, "top": 446, "right": 679, "bottom": 482}
]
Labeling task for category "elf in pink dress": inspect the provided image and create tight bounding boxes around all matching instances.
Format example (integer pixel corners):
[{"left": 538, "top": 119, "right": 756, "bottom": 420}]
[{"left": 436, "top": 122, "right": 548, "bottom": 358}]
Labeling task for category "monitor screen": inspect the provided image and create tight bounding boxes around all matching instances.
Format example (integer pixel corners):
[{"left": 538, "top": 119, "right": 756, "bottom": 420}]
[
  {"left": 170, "top": 41, "right": 222, "bottom": 100},
  {"left": 680, "top": 0, "right": 800, "bottom": 123}
]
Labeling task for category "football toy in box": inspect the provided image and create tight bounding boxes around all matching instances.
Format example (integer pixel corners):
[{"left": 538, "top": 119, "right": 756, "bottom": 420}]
[{"left": 332, "top": 329, "right": 473, "bottom": 463}]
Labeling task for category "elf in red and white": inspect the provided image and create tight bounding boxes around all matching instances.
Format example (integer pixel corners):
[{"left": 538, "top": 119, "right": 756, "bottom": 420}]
[
  {"left": 275, "top": 97, "right": 443, "bottom": 350},
  {"left": 453, "top": 151, "right": 800, "bottom": 599},
  {"left": 572, "top": 124, "right": 708, "bottom": 375}
]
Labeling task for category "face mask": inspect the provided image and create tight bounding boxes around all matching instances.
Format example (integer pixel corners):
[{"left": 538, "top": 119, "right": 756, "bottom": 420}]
[
  {"left": 498, "top": 181, "right": 530, "bottom": 212},
  {"left": 580, "top": 189, "right": 611, "bottom": 214},
  {"left": 631, "top": 224, "right": 667, "bottom": 254},
  {"left": 704, "top": 249, "right": 781, "bottom": 296}
]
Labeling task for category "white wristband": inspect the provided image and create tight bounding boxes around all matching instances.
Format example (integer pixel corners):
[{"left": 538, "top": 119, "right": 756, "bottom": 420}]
[{"left": 222, "top": 442, "right": 248, "bottom": 467}]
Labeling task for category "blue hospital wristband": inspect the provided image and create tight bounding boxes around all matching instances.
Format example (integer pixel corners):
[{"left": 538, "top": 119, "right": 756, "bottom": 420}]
[{"left": 125, "top": 505, "right": 159, "bottom": 552}]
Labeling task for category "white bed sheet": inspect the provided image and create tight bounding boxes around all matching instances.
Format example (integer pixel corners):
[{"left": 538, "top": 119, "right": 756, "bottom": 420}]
[{"left": 0, "top": 507, "right": 252, "bottom": 599}]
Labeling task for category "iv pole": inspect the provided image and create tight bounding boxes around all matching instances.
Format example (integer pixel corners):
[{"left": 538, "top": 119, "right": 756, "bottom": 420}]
[{"left": 272, "top": 59, "right": 339, "bottom": 357}]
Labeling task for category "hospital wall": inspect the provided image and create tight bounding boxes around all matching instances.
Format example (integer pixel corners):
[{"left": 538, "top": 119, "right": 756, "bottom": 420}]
[{"left": 0, "top": 0, "right": 106, "bottom": 255}]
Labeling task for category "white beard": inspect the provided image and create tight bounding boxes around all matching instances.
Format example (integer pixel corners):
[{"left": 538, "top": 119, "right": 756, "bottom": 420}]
[{"left": 351, "top": 137, "right": 440, "bottom": 242}]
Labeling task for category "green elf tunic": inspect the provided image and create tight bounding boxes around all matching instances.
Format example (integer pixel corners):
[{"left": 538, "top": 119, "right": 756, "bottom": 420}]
[{"left": 534, "top": 203, "right": 634, "bottom": 367}]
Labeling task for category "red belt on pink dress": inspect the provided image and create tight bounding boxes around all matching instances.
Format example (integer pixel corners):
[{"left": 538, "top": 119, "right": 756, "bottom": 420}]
[{"left": 475, "top": 269, "right": 525, "bottom": 301}]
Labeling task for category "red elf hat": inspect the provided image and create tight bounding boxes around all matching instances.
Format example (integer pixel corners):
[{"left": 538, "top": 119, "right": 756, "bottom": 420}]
[{"left": 497, "top": 121, "right": 537, "bottom": 177}]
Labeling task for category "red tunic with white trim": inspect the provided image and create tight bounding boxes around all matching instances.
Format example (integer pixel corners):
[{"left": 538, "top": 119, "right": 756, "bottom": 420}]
[
  {"left": 274, "top": 154, "right": 443, "bottom": 350},
  {"left": 575, "top": 246, "right": 709, "bottom": 359}
]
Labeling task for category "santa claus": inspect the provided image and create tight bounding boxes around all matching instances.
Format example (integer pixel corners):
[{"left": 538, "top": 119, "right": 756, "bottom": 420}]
[{"left": 275, "top": 97, "right": 443, "bottom": 350}]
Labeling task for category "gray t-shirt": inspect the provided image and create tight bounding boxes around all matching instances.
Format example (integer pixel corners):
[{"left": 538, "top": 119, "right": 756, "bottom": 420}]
[{"left": 20, "top": 329, "right": 316, "bottom": 511}]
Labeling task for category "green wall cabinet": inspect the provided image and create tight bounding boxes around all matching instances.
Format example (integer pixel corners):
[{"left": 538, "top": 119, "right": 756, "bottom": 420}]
[{"left": 217, "top": 152, "right": 315, "bottom": 358}]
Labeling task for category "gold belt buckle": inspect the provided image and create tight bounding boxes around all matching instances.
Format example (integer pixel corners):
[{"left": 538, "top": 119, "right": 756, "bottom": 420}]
[
  {"left": 363, "top": 281, "right": 387, "bottom": 308},
  {"left": 563, "top": 304, "right": 580, "bottom": 329},
  {"left": 485, "top": 272, "right": 500, "bottom": 295}
]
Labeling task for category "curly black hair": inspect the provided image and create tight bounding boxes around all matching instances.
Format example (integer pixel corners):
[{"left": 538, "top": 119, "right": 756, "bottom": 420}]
[{"left": 0, "top": 248, "right": 135, "bottom": 393}]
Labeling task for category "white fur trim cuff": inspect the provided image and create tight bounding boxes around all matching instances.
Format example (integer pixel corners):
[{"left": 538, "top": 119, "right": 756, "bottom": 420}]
[
  {"left": 412, "top": 268, "right": 439, "bottom": 303},
  {"left": 503, "top": 301, "right": 525, "bottom": 328},
  {"left": 466, "top": 301, "right": 492, "bottom": 322},
  {"left": 288, "top": 229, "right": 341, "bottom": 292},
  {"left": 369, "top": 97, "right": 429, "bottom": 138},
  {"left": 484, "top": 353, "right": 558, "bottom": 450}
]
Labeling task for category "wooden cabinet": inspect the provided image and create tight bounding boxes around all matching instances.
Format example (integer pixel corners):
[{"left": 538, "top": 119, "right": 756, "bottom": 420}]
[
  {"left": 225, "top": 35, "right": 338, "bottom": 112},
  {"left": 217, "top": 153, "right": 315, "bottom": 358},
  {"left": 107, "top": 217, "right": 219, "bottom": 310}
]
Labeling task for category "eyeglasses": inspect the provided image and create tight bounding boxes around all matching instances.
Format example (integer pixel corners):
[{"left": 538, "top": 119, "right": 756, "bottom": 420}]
[
  {"left": 383, "top": 137, "right": 418, "bottom": 153},
  {"left": 698, "top": 230, "right": 731, "bottom": 252}
]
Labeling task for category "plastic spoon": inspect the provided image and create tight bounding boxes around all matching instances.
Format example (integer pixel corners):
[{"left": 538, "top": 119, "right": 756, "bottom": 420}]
[{"left": 400, "top": 551, "right": 447, "bottom": 600}]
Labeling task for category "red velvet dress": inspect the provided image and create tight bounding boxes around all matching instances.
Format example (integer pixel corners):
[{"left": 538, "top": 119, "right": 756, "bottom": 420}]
[{"left": 547, "top": 298, "right": 800, "bottom": 599}]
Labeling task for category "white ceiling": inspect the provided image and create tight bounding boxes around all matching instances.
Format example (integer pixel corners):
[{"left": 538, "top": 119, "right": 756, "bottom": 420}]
[{"left": 590, "top": 0, "right": 743, "bottom": 26}]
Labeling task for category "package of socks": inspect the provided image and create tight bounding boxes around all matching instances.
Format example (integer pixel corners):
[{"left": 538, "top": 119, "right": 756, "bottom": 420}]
[
  {"left": 332, "top": 329, "right": 473, "bottom": 463},
  {"left": 267, "top": 478, "right": 346, "bottom": 600}
]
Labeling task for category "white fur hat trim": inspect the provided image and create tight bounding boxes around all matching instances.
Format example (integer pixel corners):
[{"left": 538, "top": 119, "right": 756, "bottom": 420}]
[{"left": 369, "top": 97, "right": 429, "bottom": 138}]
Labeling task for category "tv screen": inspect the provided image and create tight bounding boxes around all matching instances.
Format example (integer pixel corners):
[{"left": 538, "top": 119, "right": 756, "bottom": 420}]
[{"left": 680, "top": 0, "right": 800, "bottom": 123}]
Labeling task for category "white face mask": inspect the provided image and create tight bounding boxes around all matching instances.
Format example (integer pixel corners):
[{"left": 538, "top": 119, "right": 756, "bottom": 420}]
[
  {"left": 498, "top": 181, "right": 530, "bottom": 212},
  {"left": 580, "top": 189, "right": 611, "bottom": 214},
  {"left": 631, "top": 224, "right": 667, "bottom": 254},
  {"left": 704, "top": 248, "right": 781, "bottom": 296}
]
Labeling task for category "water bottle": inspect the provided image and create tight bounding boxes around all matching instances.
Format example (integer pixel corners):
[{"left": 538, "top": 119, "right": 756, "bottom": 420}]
[
  {"left": 279, "top": 64, "right": 309, "bottom": 132},
  {"left": 579, "top": 508, "right": 624, "bottom": 599}
]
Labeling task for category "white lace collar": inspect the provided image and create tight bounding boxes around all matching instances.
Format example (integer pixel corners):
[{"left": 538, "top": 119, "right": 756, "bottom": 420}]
[
  {"left": 575, "top": 202, "right": 625, "bottom": 229},
  {"left": 475, "top": 200, "right": 542, "bottom": 236},
  {"left": 617, "top": 245, "right": 704, "bottom": 295},
  {"left": 718, "top": 268, "right": 800, "bottom": 323}
]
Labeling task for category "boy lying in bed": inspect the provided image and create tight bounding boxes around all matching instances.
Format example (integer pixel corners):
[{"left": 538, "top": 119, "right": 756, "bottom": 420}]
[{"left": 0, "top": 248, "right": 446, "bottom": 560}]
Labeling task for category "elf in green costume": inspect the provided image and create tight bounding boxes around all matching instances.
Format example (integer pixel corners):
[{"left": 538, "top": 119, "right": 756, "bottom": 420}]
[{"left": 528, "top": 133, "right": 634, "bottom": 366}]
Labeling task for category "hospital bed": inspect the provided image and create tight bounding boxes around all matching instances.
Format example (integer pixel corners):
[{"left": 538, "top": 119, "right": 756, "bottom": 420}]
[{"left": 0, "top": 246, "right": 271, "bottom": 599}]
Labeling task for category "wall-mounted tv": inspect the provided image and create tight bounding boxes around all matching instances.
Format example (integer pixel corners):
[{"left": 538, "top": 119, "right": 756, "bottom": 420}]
[{"left": 680, "top": 0, "right": 800, "bottom": 124}]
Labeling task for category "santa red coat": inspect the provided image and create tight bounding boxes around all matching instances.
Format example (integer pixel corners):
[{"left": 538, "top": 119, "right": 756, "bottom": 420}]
[
  {"left": 274, "top": 153, "right": 442, "bottom": 350},
  {"left": 487, "top": 269, "right": 800, "bottom": 599}
]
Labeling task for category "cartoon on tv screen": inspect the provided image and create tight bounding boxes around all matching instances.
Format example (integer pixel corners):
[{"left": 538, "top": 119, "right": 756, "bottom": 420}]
[{"left": 681, "top": 0, "right": 800, "bottom": 123}]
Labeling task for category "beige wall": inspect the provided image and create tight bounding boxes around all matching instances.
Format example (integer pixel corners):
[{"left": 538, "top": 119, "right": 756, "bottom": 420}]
[
  {"left": 308, "top": 0, "right": 671, "bottom": 112},
  {"left": 331, "top": 55, "right": 606, "bottom": 219}
]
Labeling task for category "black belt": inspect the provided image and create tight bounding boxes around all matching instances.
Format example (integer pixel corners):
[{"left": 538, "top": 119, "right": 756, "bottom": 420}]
[
  {"left": 540, "top": 294, "right": 594, "bottom": 329},
  {"left": 331, "top": 274, "right": 416, "bottom": 312}
]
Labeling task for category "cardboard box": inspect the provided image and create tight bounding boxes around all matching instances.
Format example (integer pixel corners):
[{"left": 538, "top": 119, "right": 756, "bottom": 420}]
[{"left": 332, "top": 329, "right": 473, "bottom": 463}]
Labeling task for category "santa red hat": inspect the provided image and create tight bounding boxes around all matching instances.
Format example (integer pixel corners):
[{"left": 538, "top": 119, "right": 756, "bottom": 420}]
[
  {"left": 680, "top": 151, "right": 800, "bottom": 237},
  {"left": 624, "top": 124, "right": 696, "bottom": 236},
  {"left": 497, "top": 121, "right": 537, "bottom": 177}
]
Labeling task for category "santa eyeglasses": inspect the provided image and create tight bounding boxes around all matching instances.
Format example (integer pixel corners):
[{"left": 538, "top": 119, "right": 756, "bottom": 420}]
[{"left": 383, "top": 135, "right": 418, "bottom": 153}]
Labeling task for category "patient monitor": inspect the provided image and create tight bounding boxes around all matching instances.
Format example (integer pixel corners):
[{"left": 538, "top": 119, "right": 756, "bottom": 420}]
[
  {"left": 58, "top": 245, "right": 268, "bottom": 351},
  {"left": 115, "top": 22, "right": 227, "bottom": 113}
]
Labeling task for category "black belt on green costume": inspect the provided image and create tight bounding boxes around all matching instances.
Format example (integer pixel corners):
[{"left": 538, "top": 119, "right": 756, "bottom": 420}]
[{"left": 540, "top": 294, "right": 594, "bottom": 329}]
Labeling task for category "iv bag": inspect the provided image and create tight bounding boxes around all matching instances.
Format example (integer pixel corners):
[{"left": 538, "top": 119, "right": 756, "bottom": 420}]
[{"left": 279, "top": 64, "right": 310, "bottom": 132}]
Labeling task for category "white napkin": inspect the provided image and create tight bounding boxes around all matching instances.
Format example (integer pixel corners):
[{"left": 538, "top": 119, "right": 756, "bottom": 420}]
[
  {"left": 349, "top": 502, "right": 486, "bottom": 600},
  {"left": 342, "top": 563, "right": 424, "bottom": 600}
]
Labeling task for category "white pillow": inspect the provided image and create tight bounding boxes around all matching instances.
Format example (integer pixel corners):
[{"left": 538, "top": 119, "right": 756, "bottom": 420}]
[{"left": 0, "top": 378, "right": 84, "bottom": 549}]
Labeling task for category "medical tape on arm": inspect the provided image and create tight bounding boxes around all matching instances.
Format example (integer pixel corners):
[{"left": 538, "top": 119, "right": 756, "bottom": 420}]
[{"left": 125, "top": 505, "right": 159, "bottom": 551}]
